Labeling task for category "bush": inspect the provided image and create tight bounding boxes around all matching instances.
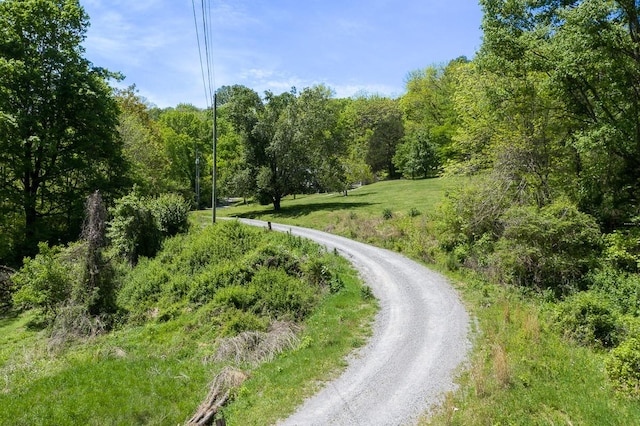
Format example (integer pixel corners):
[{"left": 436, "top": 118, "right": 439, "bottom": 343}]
[
  {"left": 108, "top": 191, "right": 162, "bottom": 265},
  {"left": 554, "top": 291, "right": 621, "bottom": 348},
  {"left": 604, "top": 228, "right": 640, "bottom": 272},
  {"left": 407, "top": 207, "right": 421, "bottom": 217},
  {"left": 116, "top": 257, "right": 169, "bottom": 315},
  {"left": 12, "top": 243, "right": 77, "bottom": 317},
  {"left": 117, "top": 221, "right": 330, "bottom": 328},
  {"left": 588, "top": 268, "right": 640, "bottom": 317},
  {"left": 490, "top": 199, "right": 602, "bottom": 291},
  {"left": 152, "top": 193, "right": 190, "bottom": 237},
  {"left": 213, "top": 285, "right": 258, "bottom": 311},
  {"left": 382, "top": 208, "right": 393, "bottom": 220},
  {"left": 251, "top": 269, "right": 316, "bottom": 320},
  {"left": 606, "top": 338, "right": 640, "bottom": 398},
  {"left": 434, "top": 177, "right": 511, "bottom": 254}
]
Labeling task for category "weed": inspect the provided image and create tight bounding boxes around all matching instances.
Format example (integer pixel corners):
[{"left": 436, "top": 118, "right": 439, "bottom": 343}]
[
  {"left": 492, "top": 343, "right": 510, "bottom": 388},
  {"left": 360, "top": 285, "right": 374, "bottom": 300},
  {"left": 382, "top": 208, "right": 393, "bottom": 220},
  {"left": 408, "top": 207, "right": 421, "bottom": 217},
  {"left": 606, "top": 338, "right": 640, "bottom": 398}
]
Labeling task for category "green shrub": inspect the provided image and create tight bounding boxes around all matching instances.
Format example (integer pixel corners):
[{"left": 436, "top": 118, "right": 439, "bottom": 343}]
[
  {"left": 588, "top": 268, "right": 640, "bottom": 316},
  {"left": 251, "top": 269, "right": 316, "bottom": 320},
  {"left": 108, "top": 191, "right": 162, "bottom": 265},
  {"left": 434, "top": 178, "right": 510, "bottom": 253},
  {"left": 188, "top": 262, "right": 253, "bottom": 306},
  {"left": 606, "top": 338, "right": 640, "bottom": 398},
  {"left": 408, "top": 207, "right": 421, "bottom": 217},
  {"left": 604, "top": 228, "right": 640, "bottom": 272},
  {"left": 213, "top": 285, "right": 258, "bottom": 311},
  {"left": 554, "top": 291, "right": 621, "bottom": 348},
  {"left": 490, "top": 199, "right": 602, "bottom": 291},
  {"left": 382, "top": 208, "right": 393, "bottom": 220},
  {"left": 12, "top": 243, "right": 76, "bottom": 317},
  {"left": 151, "top": 193, "right": 190, "bottom": 237},
  {"left": 116, "top": 257, "right": 169, "bottom": 314},
  {"left": 301, "top": 256, "right": 344, "bottom": 293},
  {"left": 219, "top": 308, "right": 268, "bottom": 336},
  {"left": 243, "top": 244, "right": 301, "bottom": 276}
]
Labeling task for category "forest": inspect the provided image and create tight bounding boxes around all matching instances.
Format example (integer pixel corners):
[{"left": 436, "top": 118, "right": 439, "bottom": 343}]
[{"left": 2, "top": 0, "right": 640, "bottom": 413}]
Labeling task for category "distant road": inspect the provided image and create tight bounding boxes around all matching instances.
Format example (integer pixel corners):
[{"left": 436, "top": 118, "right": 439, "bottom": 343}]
[{"left": 235, "top": 219, "right": 470, "bottom": 425}]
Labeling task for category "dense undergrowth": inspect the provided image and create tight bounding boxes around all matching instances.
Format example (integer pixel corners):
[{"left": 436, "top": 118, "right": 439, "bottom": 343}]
[{"left": 0, "top": 220, "right": 376, "bottom": 425}]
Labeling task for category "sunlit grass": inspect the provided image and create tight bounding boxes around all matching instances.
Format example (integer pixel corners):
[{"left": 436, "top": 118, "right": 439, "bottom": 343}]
[
  {"left": 193, "top": 177, "right": 465, "bottom": 230},
  {"left": 0, "top": 230, "right": 376, "bottom": 425}
]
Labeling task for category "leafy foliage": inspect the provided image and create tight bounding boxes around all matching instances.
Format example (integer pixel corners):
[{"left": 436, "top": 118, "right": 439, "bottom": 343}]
[
  {"left": 117, "top": 221, "right": 341, "bottom": 328},
  {"left": 0, "top": 0, "right": 128, "bottom": 263},
  {"left": 107, "top": 191, "right": 162, "bottom": 265},
  {"left": 554, "top": 291, "right": 621, "bottom": 349},
  {"left": 490, "top": 199, "right": 602, "bottom": 291},
  {"left": 151, "top": 193, "right": 190, "bottom": 237},
  {"left": 12, "top": 243, "right": 75, "bottom": 318},
  {"left": 606, "top": 338, "right": 640, "bottom": 398}
]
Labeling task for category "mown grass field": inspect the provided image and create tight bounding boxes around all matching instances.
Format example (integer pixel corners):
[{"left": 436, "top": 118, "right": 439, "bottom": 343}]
[
  {"left": 197, "top": 177, "right": 640, "bottom": 425},
  {"left": 194, "top": 177, "right": 464, "bottom": 229}
]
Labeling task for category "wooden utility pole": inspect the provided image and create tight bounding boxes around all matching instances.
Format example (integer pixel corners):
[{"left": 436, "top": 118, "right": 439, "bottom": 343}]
[{"left": 212, "top": 93, "right": 217, "bottom": 224}]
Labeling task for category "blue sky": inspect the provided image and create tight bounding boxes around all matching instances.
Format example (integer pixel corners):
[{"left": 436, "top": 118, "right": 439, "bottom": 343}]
[{"left": 81, "top": 0, "right": 483, "bottom": 108}]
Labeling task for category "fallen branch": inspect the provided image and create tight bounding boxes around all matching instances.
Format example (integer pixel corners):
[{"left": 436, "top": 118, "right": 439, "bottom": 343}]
[{"left": 186, "top": 366, "right": 248, "bottom": 426}]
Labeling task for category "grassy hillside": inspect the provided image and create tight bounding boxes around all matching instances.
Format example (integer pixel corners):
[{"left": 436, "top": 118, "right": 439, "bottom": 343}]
[
  {"left": 201, "top": 178, "right": 640, "bottom": 425},
  {"left": 0, "top": 221, "right": 376, "bottom": 425}
]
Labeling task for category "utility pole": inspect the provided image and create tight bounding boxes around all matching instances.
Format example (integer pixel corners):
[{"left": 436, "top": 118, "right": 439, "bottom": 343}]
[
  {"left": 195, "top": 149, "right": 200, "bottom": 208},
  {"left": 212, "top": 93, "right": 217, "bottom": 224}
]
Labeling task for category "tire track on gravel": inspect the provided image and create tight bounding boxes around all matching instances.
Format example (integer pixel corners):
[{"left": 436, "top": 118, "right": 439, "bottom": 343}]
[{"left": 237, "top": 219, "right": 470, "bottom": 425}]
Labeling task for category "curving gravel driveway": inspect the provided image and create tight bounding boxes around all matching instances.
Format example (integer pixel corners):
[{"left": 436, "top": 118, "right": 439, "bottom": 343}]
[{"left": 236, "top": 219, "right": 470, "bottom": 425}]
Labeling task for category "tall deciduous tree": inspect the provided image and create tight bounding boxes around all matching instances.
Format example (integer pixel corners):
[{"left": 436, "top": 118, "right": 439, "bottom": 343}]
[
  {"left": 0, "top": 0, "right": 127, "bottom": 263},
  {"left": 480, "top": 0, "right": 640, "bottom": 227},
  {"left": 342, "top": 95, "right": 403, "bottom": 179},
  {"left": 158, "top": 104, "right": 211, "bottom": 206},
  {"left": 116, "top": 86, "right": 171, "bottom": 195},
  {"left": 226, "top": 86, "right": 341, "bottom": 210}
]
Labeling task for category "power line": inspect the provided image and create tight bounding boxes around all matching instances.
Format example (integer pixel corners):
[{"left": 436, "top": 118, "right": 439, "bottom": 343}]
[
  {"left": 191, "top": 0, "right": 218, "bottom": 223},
  {"left": 191, "top": 0, "right": 215, "bottom": 108},
  {"left": 191, "top": 0, "right": 207, "bottom": 108}
]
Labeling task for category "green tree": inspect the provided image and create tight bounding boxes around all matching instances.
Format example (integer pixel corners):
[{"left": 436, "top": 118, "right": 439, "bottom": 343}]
[
  {"left": 393, "top": 129, "right": 439, "bottom": 179},
  {"left": 116, "top": 86, "right": 172, "bottom": 195},
  {"left": 400, "top": 58, "right": 465, "bottom": 166},
  {"left": 0, "top": 0, "right": 128, "bottom": 263},
  {"left": 227, "top": 86, "right": 341, "bottom": 210},
  {"left": 480, "top": 0, "right": 640, "bottom": 228},
  {"left": 158, "top": 104, "right": 212, "bottom": 206},
  {"left": 341, "top": 95, "right": 403, "bottom": 179}
]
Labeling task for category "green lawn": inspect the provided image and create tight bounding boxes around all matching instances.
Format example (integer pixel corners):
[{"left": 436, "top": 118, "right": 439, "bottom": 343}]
[{"left": 194, "top": 177, "right": 464, "bottom": 229}]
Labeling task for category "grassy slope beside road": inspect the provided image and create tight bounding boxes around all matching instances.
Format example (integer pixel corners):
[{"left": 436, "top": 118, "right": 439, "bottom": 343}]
[
  {"left": 200, "top": 177, "right": 640, "bottom": 425},
  {"left": 0, "top": 223, "right": 376, "bottom": 425}
]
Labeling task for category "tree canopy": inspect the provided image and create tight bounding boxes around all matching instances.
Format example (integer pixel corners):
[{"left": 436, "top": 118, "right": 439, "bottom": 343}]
[{"left": 0, "top": 0, "right": 127, "bottom": 264}]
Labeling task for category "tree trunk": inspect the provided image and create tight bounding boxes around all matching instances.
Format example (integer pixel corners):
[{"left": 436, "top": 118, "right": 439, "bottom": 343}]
[
  {"left": 23, "top": 187, "right": 39, "bottom": 257},
  {"left": 273, "top": 196, "right": 281, "bottom": 211}
]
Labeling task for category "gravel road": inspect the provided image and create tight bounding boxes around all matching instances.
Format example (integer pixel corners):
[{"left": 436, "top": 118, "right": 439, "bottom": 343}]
[{"left": 237, "top": 219, "right": 470, "bottom": 425}]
